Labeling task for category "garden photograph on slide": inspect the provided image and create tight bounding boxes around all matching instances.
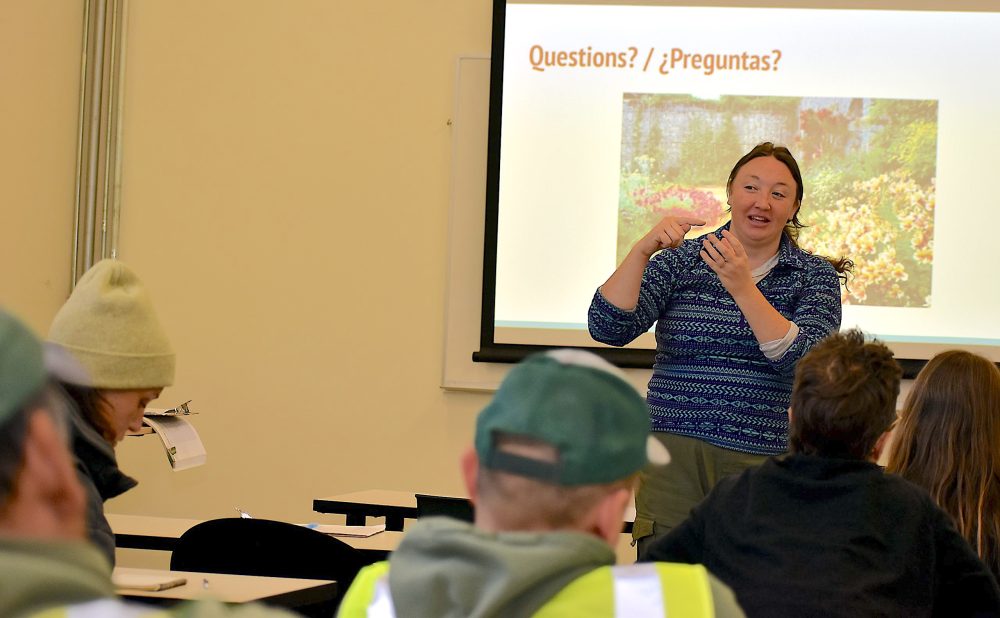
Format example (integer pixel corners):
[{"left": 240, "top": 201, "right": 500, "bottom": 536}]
[{"left": 617, "top": 94, "right": 938, "bottom": 308}]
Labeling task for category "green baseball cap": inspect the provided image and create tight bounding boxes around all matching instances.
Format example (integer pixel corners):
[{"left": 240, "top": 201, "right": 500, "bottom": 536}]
[
  {"left": 476, "top": 349, "right": 670, "bottom": 486},
  {"left": 0, "top": 310, "right": 48, "bottom": 425}
]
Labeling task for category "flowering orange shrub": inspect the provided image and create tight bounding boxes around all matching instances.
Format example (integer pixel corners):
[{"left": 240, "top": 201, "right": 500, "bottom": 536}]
[{"left": 801, "top": 170, "right": 934, "bottom": 306}]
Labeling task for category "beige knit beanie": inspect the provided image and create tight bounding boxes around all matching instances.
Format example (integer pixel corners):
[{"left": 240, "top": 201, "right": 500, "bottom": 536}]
[{"left": 48, "top": 259, "right": 175, "bottom": 389}]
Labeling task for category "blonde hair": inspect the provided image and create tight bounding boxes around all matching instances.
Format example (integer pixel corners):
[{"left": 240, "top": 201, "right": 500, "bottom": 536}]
[{"left": 886, "top": 351, "right": 1000, "bottom": 575}]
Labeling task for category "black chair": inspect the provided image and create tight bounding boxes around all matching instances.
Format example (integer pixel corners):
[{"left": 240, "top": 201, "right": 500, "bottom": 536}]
[
  {"left": 170, "top": 518, "right": 371, "bottom": 616},
  {"left": 415, "top": 494, "right": 475, "bottom": 522}
]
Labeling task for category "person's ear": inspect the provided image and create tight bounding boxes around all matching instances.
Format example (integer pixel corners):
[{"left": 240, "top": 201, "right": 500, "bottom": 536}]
[
  {"left": 460, "top": 447, "right": 479, "bottom": 506},
  {"left": 789, "top": 204, "right": 800, "bottom": 223},
  {"left": 14, "top": 410, "right": 86, "bottom": 539},
  {"left": 589, "top": 486, "right": 631, "bottom": 546}
]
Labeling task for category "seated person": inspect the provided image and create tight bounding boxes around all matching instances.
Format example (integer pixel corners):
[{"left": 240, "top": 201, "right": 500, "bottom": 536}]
[
  {"left": 338, "top": 349, "right": 744, "bottom": 617},
  {"left": 0, "top": 308, "right": 292, "bottom": 617},
  {"left": 885, "top": 350, "right": 1000, "bottom": 582},
  {"left": 640, "top": 330, "right": 1000, "bottom": 617},
  {"left": 47, "top": 259, "right": 176, "bottom": 564}
]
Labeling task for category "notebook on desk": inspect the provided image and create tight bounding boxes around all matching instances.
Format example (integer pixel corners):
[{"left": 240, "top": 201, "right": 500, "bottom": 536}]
[
  {"left": 113, "top": 571, "right": 187, "bottom": 592},
  {"left": 303, "top": 523, "right": 386, "bottom": 538}
]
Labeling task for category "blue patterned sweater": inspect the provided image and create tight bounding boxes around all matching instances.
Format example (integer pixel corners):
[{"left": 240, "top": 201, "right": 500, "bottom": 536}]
[{"left": 588, "top": 225, "right": 842, "bottom": 455}]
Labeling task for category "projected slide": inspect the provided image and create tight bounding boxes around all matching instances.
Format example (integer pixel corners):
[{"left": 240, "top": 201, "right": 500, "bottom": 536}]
[{"left": 490, "top": 3, "right": 1000, "bottom": 360}]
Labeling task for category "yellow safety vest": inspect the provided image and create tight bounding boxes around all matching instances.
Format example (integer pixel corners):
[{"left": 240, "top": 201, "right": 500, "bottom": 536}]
[{"left": 339, "top": 561, "right": 716, "bottom": 617}]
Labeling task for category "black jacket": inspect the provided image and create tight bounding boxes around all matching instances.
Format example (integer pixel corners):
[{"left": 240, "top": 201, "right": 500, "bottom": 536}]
[
  {"left": 68, "top": 408, "right": 137, "bottom": 566},
  {"left": 642, "top": 454, "right": 1000, "bottom": 617}
]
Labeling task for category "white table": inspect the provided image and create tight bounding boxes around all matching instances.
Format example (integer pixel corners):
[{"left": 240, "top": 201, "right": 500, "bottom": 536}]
[
  {"left": 114, "top": 566, "right": 336, "bottom": 609},
  {"left": 108, "top": 513, "right": 404, "bottom": 556}
]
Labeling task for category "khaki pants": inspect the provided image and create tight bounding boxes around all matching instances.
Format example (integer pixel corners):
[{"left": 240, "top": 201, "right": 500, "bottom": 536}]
[{"left": 634, "top": 432, "right": 770, "bottom": 558}]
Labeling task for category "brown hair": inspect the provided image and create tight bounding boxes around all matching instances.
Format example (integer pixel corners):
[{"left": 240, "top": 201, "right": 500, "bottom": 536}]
[
  {"left": 59, "top": 382, "right": 116, "bottom": 444},
  {"left": 727, "top": 142, "right": 853, "bottom": 279},
  {"left": 886, "top": 351, "right": 1000, "bottom": 575},
  {"left": 789, "top": 329, "right": 900, "bottom": 459}
]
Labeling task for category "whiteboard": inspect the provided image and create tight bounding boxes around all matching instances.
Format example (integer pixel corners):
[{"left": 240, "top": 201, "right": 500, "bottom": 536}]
[
  {"left": 440, "top": 55, "right": 653, "bottom": 393},
  {"left": 441, "top": 56, "right": 510, "bottom": 392}
]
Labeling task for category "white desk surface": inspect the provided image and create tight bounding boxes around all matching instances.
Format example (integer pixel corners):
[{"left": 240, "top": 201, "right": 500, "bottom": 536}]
[
  {"left": 110, "top": 514, "right": 631, "bottom": 564},
  {"left": 113, "top": 567, "right": 335, "bottom": 603},
  {"left": 107, "top": 513, "right": 404, "bottom": 553},
  {"left": 340, "top": 530, "right": 403, "bottom": 552},
  {"left": 108, "top": 513, "right": 202, "bottom": 538}
]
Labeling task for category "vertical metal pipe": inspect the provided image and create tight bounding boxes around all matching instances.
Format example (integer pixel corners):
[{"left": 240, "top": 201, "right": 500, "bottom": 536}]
[
  {"left": 73, "top": 0, "right": 129, "bottom": 281},
  {"left": 72, "top": 0, "right": 94, "bottom": 288},
  {"left": 109, "top": 0, "right": 130, "bottom": 259},
  {"left": 82, "top": 0, "right": 109, "bottom": 273},
  {"left": 100, "top": 0, "right": 120, "bottom": 258}
]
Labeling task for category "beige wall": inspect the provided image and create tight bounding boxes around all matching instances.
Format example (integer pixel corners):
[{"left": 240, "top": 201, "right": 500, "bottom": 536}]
[
  {"left": 0, "top": 1, "right": 81, "bottom": 333},
  {"left": 106, "top": 0, "right": 496, "bottom": 526}
]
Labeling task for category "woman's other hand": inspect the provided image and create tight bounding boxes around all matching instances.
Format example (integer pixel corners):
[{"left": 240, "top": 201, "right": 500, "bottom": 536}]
[{"left": 701, "top": 229, "right": 753, "bottom": 296}]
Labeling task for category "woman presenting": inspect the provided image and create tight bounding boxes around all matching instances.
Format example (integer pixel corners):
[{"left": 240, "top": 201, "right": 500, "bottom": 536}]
[{"left": 589, "top": 142, "right": 849, "bottom": 553}]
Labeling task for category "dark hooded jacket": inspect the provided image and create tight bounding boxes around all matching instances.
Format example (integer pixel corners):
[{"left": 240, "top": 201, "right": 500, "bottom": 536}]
[{"left": 68, "top": 406, "right": 137, "bottom": 565}]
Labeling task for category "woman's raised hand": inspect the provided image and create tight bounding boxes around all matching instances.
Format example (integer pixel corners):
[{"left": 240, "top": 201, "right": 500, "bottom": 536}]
[
  {"left": 634, "top": 215, "right": 706, "bottom": 258},
  {"left": 600, "top": 215, "right": 705, "bottom": 311}
]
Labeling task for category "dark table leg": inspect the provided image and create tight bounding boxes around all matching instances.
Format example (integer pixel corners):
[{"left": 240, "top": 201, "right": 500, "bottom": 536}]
[{"left": 385, "top": 514, "right": 405, "bottom": 531}]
